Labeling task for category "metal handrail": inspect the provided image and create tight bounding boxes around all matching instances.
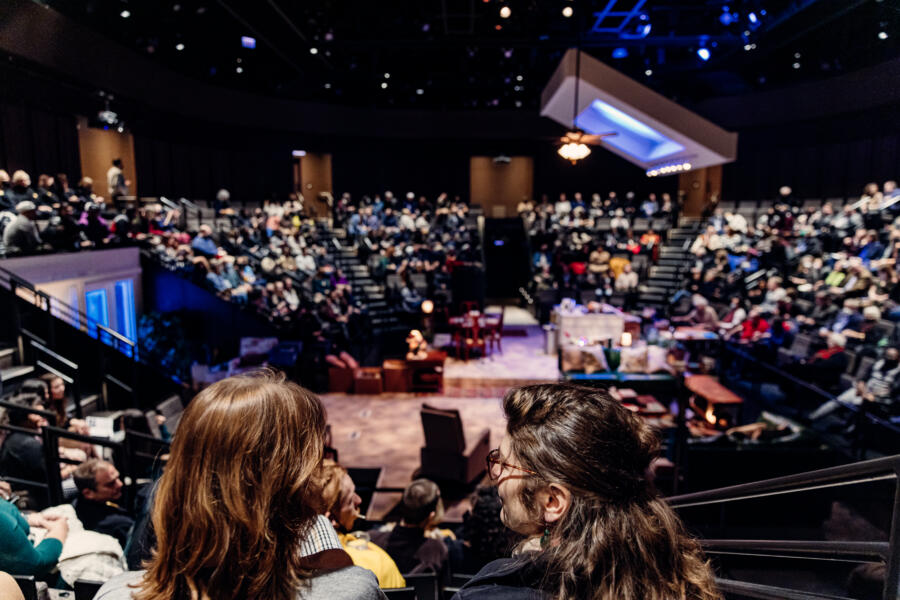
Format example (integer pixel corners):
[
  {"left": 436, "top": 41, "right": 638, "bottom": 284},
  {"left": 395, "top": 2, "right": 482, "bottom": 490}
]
[
  {"left": 669, "top": 455, "right": 899, "bottom": 508},
  {"left": 714, "top": 578, "right": 855, "bottom": 600},
  {"left": 0, "top": 399, "right": 58, "bottom": 426},
  {"left": 669, "top": 455, "right": 900, "bottom": 600},
  {"left": 701, "top": 539, "right": 890, "bottom": 561}
]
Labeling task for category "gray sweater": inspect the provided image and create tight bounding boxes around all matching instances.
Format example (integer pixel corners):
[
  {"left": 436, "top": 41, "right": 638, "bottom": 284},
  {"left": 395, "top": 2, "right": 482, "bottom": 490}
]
[{"left": 95, "top": 567, "right": 386, "bottom": 600}]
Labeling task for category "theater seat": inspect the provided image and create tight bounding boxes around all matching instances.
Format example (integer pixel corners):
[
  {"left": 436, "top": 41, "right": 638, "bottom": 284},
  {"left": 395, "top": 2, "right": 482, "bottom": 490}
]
[{"left": 420, "top": 404, "right": 490, "bottom": 484}]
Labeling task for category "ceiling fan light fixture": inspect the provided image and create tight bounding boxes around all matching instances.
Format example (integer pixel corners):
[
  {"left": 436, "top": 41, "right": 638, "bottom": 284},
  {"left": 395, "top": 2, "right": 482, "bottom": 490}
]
[{"left": 558, "top": 142, "right": 591, "bottom": 164}]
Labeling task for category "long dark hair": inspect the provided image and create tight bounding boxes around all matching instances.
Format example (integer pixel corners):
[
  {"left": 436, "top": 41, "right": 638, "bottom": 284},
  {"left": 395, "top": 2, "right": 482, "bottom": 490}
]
[{"left": 502, "top": 383, "right": 720, "bottom": 600}]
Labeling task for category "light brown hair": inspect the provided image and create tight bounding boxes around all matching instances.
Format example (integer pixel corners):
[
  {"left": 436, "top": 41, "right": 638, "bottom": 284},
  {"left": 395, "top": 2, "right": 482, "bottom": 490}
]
[
  {"left": 134, "top": 371, "right": 326, "bottom": 600},
  {"left": 502, "top": 383, "right": 720, "bottom": 600}
]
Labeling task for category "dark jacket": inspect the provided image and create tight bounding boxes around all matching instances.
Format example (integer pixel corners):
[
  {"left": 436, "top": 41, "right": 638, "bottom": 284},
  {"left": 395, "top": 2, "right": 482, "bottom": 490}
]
[
  {"left": 0, "top": 431, "right": 46, "bottom": 485},
  {"left": 452, "top": 556, "right": 550, "bottom": 600},
  {"left": 73, "top": 496, "right": 134, "bottom": 548},
  {"left": 369, "top": 525, "right": 449, "bottom": 580}
]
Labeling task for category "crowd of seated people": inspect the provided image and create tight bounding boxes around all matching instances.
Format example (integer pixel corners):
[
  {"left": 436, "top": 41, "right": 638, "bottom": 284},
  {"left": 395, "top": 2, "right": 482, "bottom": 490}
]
[
  {"left": 332, "top": 191, "right": 482, "bottom": 313},
  {"left": 0, "top": 166, "right": 482, "bottom": 367},
  {"left": 1, "top": 372, "right": 720, "bottom": 599},
  {"left": 519, "top": 191, "right": 675, "bottom": 308},
  {"left": 681, "top": 180, "right": 900, "bottom": 427}
]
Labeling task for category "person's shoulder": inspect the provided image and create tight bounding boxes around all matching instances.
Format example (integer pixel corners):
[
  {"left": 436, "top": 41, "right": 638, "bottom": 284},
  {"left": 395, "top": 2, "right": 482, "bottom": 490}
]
[
  {"left": 94, "top": 570, "right": 144, "bottom": 599},
  {"left": 302, "top": 566, "right": 385, "bottom": 600}
]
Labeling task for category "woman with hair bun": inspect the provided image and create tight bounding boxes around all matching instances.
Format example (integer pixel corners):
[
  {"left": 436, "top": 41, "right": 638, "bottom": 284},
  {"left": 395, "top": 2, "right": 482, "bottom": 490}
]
[
  {"left": 95, "top": 372, "right": 385, "bottom": 600},
  {"left": 454, "top": 383, "right": 720, "bottom": 600}
]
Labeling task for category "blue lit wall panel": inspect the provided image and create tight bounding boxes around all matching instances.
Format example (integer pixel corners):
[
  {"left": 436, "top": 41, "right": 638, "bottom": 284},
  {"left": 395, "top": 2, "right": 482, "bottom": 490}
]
[
  {"left": 576, "top": 99, "right": 684, "bottom": 162},
  {"left": 85, "top": 288, "right": 109, "bottom": 339},
  {"left": 114, "top": 279, "right": 137, "bottom": 343}
]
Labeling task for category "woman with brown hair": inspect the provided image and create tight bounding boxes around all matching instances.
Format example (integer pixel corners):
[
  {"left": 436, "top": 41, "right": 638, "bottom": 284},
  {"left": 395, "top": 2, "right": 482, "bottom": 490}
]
[
  {"left": 454, "top": 383, "right": 720, "bottom": 600},
  {"left": 95, "top": 372, "right": 384, "bottom": 600}
]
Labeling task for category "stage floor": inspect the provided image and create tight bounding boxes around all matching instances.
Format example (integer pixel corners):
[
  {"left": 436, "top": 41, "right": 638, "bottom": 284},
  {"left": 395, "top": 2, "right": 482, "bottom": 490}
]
[{"left": 320, "top": 320, "right": 559, "bottom": 522}]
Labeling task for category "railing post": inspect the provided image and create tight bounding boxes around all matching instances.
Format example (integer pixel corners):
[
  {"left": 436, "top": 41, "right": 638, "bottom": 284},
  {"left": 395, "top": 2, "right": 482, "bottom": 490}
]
[
  {"left": 41, "top": 427, "right": 64, "bottom": 506},
  {"left": 886, "top": 474, "right": 900, "bottom": 600},
  {"left": 10, "top": 280, "right": 23, "bottom": 364}
]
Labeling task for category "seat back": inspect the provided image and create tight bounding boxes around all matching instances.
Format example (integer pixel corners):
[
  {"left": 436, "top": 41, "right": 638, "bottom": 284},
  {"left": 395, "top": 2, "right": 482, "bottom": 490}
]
[
  {"left": 12, "top": 575, "right": 37, "bottom": 600},
  {"left": 384, "top": 588, "right": 417, "bottom": 600},
  {"left": 403, "top": 572, "right": 439, "bottom": 600},
  {"left": 75, "top": 579, "right": 105, "bottom": 600},
  {"left": 156, "top": 395, "right": 184, "bottom": 433},
  {"left": 421, "top": 404, "right": 466, "bottom": 453},
  {"left": 856, "top": 356, "right": 876, "bottom": 379}
]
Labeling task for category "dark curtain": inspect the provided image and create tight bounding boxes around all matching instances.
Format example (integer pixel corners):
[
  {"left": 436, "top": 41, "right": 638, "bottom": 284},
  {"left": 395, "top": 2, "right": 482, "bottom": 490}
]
[{"left": 0, "top": 100, "right": 80, "bottom": 181}]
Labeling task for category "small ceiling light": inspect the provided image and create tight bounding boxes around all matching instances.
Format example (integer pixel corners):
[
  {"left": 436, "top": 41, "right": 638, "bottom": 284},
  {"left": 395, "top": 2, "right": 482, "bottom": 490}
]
[
  {"left": 175, "top": 43, "right": 185, "bottom": 51},
  {"left": 878, "top": 31, "right": 889, "bottom": 40},
  {"left": 516, "top": 75, "right": 523, "bottom": 81},
  {"left": 697, "top": 47, "right": 711, "bottom": 61},
  {"left": 515, "top": 100, "right": 522, "bottom": 107},
  {"left": 562, "top": 6, "right": 573, "bottom": 17},
  {"left": 794, "top": 52, "right": 801, "bottom": 59},
  {"left": 381, "top": 82, "right": 388, "bottom": 89},
  {"left": 645, "top": 69, "right": 653, "bottom": 76},
  {"left": 241, "top": 36, "right": 256, "bottom": 49},
  {"left": 792, "top": 62, "right": 801, "bottom": 69},
  {"left": 172, "top": 3, "right": 181, "bottom": 11},
  {"left": 743, "top": 43, "right": 752, "bottom": 51},
  {"left": 384, "top": 72, "right": 390, "bottom": 78},
  {"left": 236, "top": 66, "right": 243, "bottom": 73},
  {"left": 324, "top": 82, "right": 332, "bottom": 89},
  {"left": 514, "top": 85, "right": 521, "bottom": 91},
  {"left": 120, "top": 10, "right": 131, "bottom": 18},
  {"left": 612, "top": 47, "right": 628, "bottom": 59},
  {"left": 499, "top": 5, "right": 511, "bottom": 18},
  {"left": 416, "top": 88, "right": 424, "bottom": 95},
  {"left": 310, "top": 47, "right": 318, "bottom": 54}
]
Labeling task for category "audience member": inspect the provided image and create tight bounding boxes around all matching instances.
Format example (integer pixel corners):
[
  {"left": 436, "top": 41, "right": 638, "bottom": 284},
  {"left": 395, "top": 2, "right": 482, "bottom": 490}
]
[
  {"left": 3, "top": 201, "right": 42, "bottom": 253},
  {"left": 72, "top": 459, "right": 133, "bottom": 547},
  {"left": 455, "top": 384, "right": 719, "bottom": 599},
  {"left": 317, "top": 459, "right": 406, "bottom": 589},
  {"left": 0, "top": 480, "right": 68, "bottom": 577},
  {"left": 95, "top": 373, "right": 384, "bottom": 599}
]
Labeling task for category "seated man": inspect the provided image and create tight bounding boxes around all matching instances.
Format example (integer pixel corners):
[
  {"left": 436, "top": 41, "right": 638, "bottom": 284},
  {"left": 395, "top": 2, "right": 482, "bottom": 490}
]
[
  {"left": 3, "top": 201, "right": 42, "bottom": 254},
  {"left": 318, "top": 459, "right": 406, "bottom": 589},
  {"left": 369, "top": 479, "right": 450, "bottom": 579},
  {"left": 809, "top": 346, "right": 900, "bottom": 423},
  {"left": 0, "top": 394, "right": 49, "bottom": 487},
  {"left": 72, "top": 459, "right": 134, "bottom": 547},
  {"left": 796, "top": 333, "right": 849, "bottom": 393}
]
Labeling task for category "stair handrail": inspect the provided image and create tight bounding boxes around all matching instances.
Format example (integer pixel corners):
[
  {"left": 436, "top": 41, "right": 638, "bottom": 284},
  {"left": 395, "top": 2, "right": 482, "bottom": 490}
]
[{"left": 668, "top": 454, "right": 900, "bottom": 600}]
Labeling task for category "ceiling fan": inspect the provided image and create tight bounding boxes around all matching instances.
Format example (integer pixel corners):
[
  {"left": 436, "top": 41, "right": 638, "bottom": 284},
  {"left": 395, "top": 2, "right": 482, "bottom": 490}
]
[{"left": 554, "top": 50, "right": 618, "bottom": 164}]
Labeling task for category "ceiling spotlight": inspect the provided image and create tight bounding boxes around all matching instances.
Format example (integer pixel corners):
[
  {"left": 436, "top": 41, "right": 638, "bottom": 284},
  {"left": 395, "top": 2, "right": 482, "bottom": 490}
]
[
  {"left": 416, "top": 88, "right": 424, "bottom": 95},
  {"left": 792, "top": 62, "right": 801, "bottom": 69},
  {"left": 878, "top": 31, "right": 889, "bottom": 40},
  {"left": 748, "top": 12, "right": 758, "bottom": 24},
  {"left": 697, "top": 47, "right": 711, "bottom": 61},
  {"left": 384, "top": 72, "right": 390, "bottom": 78},
  {"left": 794, "top": 52, "right": 801, "bottom": 59},
  {"left": 562, "top": 6, "right": 573, "bottom": 17},
  {"left": 309, "top": 47, "right": 318, "bottom": 54},
  {"left": 515, "top": 100, "right": 522, "bottom": 107},
  {"left": 381, "top": 82, "right": 388, "bottom": 89},
  {"left": 175, "top": 43, "right": 185, "bottom": 51},
  {"left": 324, "top": 82, "right": 332, "bottom": 89},
  {"left": 516, "top": 75, "right": 524, "bottom": 81},
  {"left": 236, "top": 66, "right": 243, "bottom": 73},
  {"left": 499, "top": 5, "right": 511, "bottom": 18},
  {"left": 743, "top": 43, "right": 752, "bottom": 51},
  {"left": 120, "top": 9, "right": 131, "bottom": 18},
  {"left": 645, "top": 69, "right": 653, "bottom": 76}
]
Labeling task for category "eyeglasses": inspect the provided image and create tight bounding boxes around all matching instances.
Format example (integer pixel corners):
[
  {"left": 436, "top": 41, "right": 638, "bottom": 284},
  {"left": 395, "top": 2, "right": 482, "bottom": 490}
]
[{"left": 486, "top": 448, "right": 539, "bottom": 480}]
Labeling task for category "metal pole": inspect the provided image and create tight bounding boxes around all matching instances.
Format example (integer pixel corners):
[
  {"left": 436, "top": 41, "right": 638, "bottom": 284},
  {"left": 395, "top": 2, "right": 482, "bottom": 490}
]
[
  {"left": 41, "top": 427, "right": 64, "bottom": 506},
  {"left": 885, "top": 476, "right": 900, "bottom": 600}
]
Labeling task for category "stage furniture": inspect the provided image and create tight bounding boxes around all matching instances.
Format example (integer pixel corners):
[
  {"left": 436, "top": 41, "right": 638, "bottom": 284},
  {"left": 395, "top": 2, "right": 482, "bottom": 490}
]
[
  {"left": 329, "top": 367, "right": 356, "bottom": 393},
  {"left": 382, "top": 351, "right": 447, "bottom": 393},
  {"left": 354, "top": 367, "right": 384, "bottom": 394},
  {"left": 419, "top": 403, "right": 490, "bottom": 484}
]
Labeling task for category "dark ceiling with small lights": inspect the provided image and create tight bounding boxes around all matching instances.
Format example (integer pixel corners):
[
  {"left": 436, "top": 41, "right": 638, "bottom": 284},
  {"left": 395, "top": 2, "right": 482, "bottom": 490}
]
[{"left": 43, "top": 0, "right": 900, "bottom": 111}]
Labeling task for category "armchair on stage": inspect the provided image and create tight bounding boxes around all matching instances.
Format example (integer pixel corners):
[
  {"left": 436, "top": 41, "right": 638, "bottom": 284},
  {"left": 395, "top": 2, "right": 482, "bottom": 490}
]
[{"left": 419, "top": 403, "right": 491, "bottom": 484}]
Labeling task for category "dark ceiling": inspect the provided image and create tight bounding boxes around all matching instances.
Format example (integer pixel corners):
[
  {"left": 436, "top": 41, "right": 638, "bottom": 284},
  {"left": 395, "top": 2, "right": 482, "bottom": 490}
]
[{"left": 43, "top": 0, "right": 900, "bottom": 111}]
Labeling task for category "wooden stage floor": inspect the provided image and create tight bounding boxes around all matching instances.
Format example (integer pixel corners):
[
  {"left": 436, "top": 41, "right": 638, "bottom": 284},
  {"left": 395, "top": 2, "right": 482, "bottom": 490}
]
[{"left": 320, "top": 380, "right": 554, "bottom": 522}]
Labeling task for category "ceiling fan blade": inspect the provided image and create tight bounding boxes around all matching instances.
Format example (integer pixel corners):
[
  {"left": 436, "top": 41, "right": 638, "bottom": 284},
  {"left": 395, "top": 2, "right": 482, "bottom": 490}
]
[{"left": 580, "top": 133, "right": 617, "bottom": 144}]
